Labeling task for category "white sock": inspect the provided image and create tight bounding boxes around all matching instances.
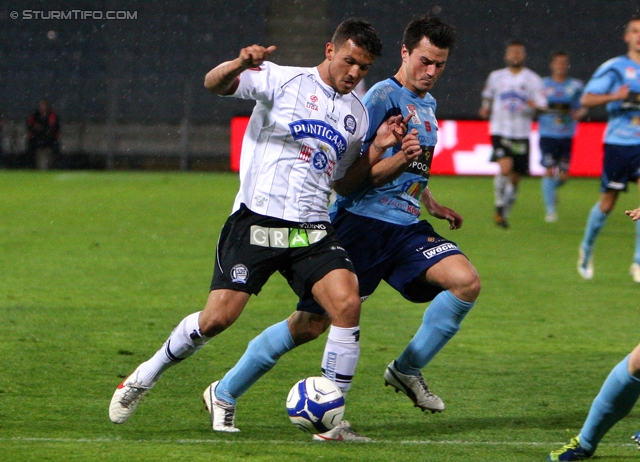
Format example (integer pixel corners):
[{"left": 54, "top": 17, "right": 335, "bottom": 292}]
[
  {"left": 321, "top": 325, "right": 360, "bottom": 394},
  {"left": 137, "top": 312, "right": 211, "bottom": 386},
  {"left": 493, "top": 175, "right": 509, "bottom": 207}
]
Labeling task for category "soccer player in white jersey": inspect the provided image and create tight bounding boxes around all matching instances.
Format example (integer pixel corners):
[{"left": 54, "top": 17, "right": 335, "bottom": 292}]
[
  {"left": 479, "top": 40, "right": 547, "bottom": 228},
  {"left": 539, "top": 52, "right": 586, "bottom": 223},
  {"left": 205, "top": 16, "right": 480, "bottom": 442},
  {"left": 109, "top": 18, "right": 409, "bottom": 432},
  {"left": 577, "top": 14, "right": 640, "bottom": 283}
]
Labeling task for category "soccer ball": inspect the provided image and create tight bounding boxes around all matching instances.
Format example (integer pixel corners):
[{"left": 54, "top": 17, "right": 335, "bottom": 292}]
[{"left": 286, "top": 376, "right": 345, "bottom": 433}]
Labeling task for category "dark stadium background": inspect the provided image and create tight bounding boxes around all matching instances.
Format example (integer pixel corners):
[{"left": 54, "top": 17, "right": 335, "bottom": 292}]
[{"left": 1, "top": 0, "right": 638, "bottom": 168}]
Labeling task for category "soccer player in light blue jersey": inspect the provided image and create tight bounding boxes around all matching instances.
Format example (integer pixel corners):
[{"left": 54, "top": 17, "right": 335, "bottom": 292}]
[
  {"left": 539, "top": 52, "right": 586, "bottom": 223},
  {"left": 208, "top": 15, "right": 480, "bottom": 442},
  {"left": 549, "top": 199, "right": 640, "bottom": 461},
  {"left": 577, "top": 14, "right": 640, "bottom": 283}
]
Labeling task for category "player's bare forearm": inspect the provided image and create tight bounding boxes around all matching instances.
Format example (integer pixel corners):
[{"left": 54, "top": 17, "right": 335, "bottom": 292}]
[
  {"left": 420, "top": 187, "right": 463, "bottom": 230},
  {"left": 581, "top": 87, "right": 629, "bottom": 107},
  {"left": 369, "top": 127, "right": 420, "bottom": 187},
  {"left": 204, "top": 60, "right": 245, "bottom": 95},
  {"left": 204, "top": 44, "right": 276, "bottom": 95}
]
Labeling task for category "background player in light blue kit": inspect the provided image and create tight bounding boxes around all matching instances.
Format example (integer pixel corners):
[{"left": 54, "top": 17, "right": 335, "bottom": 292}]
[
  {"left": 577, "top": 14, "right": 640, "bottom": 283},
  {"left": 208, "top": 15, "right": 480, "bottom": 442},
  {"left": 539, "top": 51, "right": 586, "bottom": 223}
]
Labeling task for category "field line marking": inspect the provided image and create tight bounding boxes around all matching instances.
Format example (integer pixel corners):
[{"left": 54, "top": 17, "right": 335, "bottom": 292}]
[{"left": 2, "top": 437, "right": 637, "bottom": 448}]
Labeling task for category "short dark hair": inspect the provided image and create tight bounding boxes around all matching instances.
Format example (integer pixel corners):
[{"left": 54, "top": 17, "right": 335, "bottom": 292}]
[
  {"left": 506, "top": 39, "right": 525, "bottom": 49},
  {"left": 626, "top": 14, "right": 640, "bottom": 31},
  {"left": 403, "top": 15, "right": 457, "bottom": 54},
  {"left": 550, "top": 50, "right": 569, "bottom": 60},
  {"left": 332, "top": 18, "right": 383, "bottom": 58}
]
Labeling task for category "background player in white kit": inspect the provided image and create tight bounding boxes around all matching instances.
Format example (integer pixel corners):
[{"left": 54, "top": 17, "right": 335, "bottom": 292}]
[
  {"left": 479, "top": 40, "right": 547, "bottom": 228},
  {"left": 108, "top": 18, "right": 409, "bottom": 432}
]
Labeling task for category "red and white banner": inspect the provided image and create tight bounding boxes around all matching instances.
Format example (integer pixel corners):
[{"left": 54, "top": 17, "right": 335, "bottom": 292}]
[{"left": 230, "top": 117, "right": 606, "bottom": 177}]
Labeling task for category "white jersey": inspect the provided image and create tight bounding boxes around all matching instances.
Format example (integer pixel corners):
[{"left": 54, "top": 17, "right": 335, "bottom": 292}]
[
  {"left": 227, "top": 61, "right": 368, "bottom": 223},
  {"left": 482, "top": 67, "right": 546, "bottom": 138}
]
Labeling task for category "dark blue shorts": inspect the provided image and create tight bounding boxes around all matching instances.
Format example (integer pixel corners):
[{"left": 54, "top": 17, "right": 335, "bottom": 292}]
[
  {"left": 539, "top": 137, "right": 573, "bottom": 171},
  {"left": 297, "top": 209, "right": 465, "bottom": 315},
  {"left": 601, "top": 144, "right": 640, "bottom": 192}
]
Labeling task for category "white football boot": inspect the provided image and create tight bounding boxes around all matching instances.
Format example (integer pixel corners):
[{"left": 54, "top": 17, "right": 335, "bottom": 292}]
[
  {"left": 109, "top": 365, "right": 154, "bottom": 424},
  {"left": 577, "top": 247, "right": 594, "bottom": 280},
  {"left": 383, "top": 360, "right": 445, "bottom": 413},
  {"left": 312, "top": 420, "right": 371, "bottom": 442},
  {"left": 203, "top": 381, "right": 240, "bottom": 432}
]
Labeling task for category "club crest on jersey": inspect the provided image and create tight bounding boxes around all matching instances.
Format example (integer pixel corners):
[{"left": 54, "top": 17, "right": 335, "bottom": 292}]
[
  {"left": 230, "top": 264, "right": 249, "bottom": 284},
  {"left": 343, "top": 115, "right": 356, "bottom": 134},
  {"left": 406, "top": 104, "right": 420, "bottom": 124},
  {"left": 625, "top": 67, "right": 637, "bottom": 80},
  {"left": 311, "top": 150, "right": 329, "bottom": 173},
  {"left": 289, "top": 119, "right": 347, "bottom": 159}
]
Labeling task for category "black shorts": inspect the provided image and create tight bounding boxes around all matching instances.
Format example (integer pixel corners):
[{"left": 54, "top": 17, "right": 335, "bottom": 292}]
[
  {"left": 490, "top": 136, "right": 530, "bottom": 175},
  {"left": 540, "top": 137, "right": 573, "bottom": 172},
  {"left": 210, "top": 204, "right": 355, "bottom": 299}
]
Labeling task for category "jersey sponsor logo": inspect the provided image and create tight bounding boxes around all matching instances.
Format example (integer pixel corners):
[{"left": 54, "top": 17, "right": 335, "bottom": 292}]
[
  {"left": 230, "top": 264, "right": 249, "bottom": 283},
  {"left": 378, "top": 195, "right": 421, "bottom": 216},
  {"left": 407, "top": 104, "right": 420, "bottom": 124},
  {"left": 424, "top": 121, "right": 432, "bottom": 132},
  {"left": 344, "top": 114, "right": 356, "bottom": 134},
  {"left": 405, "top": 149, "right": 433, "bottom": 177},
  {"left": 306, "top": 93, "right": 319, "bottom": 111},
  {"left": 249, "top": 225, "right": 327, "bottom": 248},
  {"left": 289, "top": 119, "right": 347, "bottom": 158},
  {"left": 423, "top": 243, "right": 458, "bottom": 259}
]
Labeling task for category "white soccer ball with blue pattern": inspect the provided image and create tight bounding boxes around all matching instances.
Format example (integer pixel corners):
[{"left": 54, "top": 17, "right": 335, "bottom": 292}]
[{"left": 286, "top": 376, "right": 345, "bottom": 433}]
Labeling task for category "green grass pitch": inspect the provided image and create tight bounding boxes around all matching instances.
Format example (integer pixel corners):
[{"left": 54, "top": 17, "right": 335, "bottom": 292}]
[{"left": 2, "top": 171, "right": 640, "bottom": 461}]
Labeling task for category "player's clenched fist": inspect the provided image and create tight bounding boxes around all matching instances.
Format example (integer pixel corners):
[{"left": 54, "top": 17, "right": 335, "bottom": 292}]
[{"left": 238, "top": 45, "right": 277, "bottom": 69}]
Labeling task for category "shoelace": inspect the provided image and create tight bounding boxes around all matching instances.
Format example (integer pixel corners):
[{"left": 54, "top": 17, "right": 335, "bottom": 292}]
[
  {"left": 216, "top": 401, "right": 236, "bottom": 426},
  {"left": 119, "top": 385, "right": 147, "bottom": 407},
  {"left": 416, "top": 375, "right": 436, "bottom": 397}
]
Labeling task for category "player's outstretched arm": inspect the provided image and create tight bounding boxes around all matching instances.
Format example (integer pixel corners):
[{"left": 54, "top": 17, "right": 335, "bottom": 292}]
[
  {"left": 204, "top": 44, "right": 276, "bottom": 95},
  {"left": 626, "top": 207, "right": 640, "bottom": 221},
  {"left": 420, "top": 186, "right": 463, "bottom": 230},
  {"left": 580, "top": 85, "right": 629, "bottom": 107},
  {"left": 333, "top": 114, "right": 410, "bottom": 196}
]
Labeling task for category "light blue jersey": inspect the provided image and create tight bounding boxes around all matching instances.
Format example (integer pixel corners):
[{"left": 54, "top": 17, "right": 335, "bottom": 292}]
[
  {"left": 584, "top": 55, "right": 640, "bottom": 145},
  {"left": 539, "top": 77, "right": 583, "bottom": 138},
  {"left": 332, "top": 77, "right": 437, "bottom": 226}
]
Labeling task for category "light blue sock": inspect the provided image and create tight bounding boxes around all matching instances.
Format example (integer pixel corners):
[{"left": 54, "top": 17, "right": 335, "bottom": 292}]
[
  {"left": 542, "top": 176, "right": 558, "bottom": 215},
  {"left": 395, "top": 291, "right": 474, "bottom": 376},
  {"left": 579, "top": 355, "right": 640, "bottom": 452},
  {"left": 580, "top": 203, "right": 608, "bottom": 260},
  {"left": 634, "top": 220, "right": 640, "bottom": 265},
  {"left": 215, "top": 320, "right": 295, "bottom": 404}
]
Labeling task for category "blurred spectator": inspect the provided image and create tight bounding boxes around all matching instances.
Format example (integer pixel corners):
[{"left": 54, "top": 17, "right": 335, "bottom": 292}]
[{"left": 27, "top": 99, "right": 60, "bottom": 169}]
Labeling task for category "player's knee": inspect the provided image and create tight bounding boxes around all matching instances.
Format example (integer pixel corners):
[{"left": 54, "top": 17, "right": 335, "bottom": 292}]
[
  {"left": 198, "top": 312, "right": 235, "bottom": 337},
  {"left": 329, "top": 293, "right": 361, "bottom": 327},
  {"left": 454, "top": 268, "right": 481, "bottom": 302}
]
